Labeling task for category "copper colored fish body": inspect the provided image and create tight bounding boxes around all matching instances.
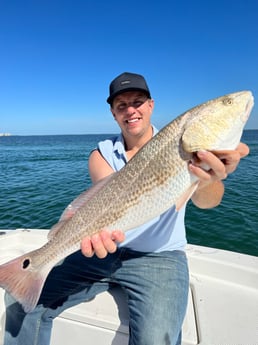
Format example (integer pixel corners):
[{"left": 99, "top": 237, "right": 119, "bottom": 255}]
[{"left": 0, "top": 91, "right": 254, "bottom": 312}]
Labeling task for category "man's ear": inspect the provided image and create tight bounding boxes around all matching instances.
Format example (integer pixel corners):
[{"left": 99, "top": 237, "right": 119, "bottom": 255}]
[{"left": 111, "top": 108, "right": 116, "bottom": 120}]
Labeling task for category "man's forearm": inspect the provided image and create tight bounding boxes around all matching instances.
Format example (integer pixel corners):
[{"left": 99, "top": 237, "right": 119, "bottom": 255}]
[{"left": 191, "top": 180, "right": 225, "bottom": 209}]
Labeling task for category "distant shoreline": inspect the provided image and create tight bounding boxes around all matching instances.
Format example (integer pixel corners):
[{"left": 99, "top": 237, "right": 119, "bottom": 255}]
[{"left": 0, "top": 133, "right": 11, "bottom": 137}]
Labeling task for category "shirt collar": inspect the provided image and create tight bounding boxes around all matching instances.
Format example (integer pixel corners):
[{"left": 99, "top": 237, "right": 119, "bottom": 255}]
[{"left": 113, "top": 125, "right": 159, "bottom": 157}]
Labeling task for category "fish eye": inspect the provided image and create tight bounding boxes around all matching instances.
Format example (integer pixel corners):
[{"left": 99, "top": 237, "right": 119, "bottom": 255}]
[{"left": 223, "top": 97, "right": 233, "bottom": 105}]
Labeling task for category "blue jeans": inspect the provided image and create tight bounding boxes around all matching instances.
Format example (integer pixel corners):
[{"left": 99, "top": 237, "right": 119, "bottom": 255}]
[{"left": 4, "top": 248, "right": 189, "bottom": 345}]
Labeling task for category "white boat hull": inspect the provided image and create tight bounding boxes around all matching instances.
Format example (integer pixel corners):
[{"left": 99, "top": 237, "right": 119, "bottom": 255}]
[{"left": 0, "top": 229, "right": 257, "bottom": 345}]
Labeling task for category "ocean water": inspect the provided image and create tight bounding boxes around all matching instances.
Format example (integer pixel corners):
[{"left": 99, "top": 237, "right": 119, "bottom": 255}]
[{"left": 0, "top": 131, "right": 257, "bottom": 257}]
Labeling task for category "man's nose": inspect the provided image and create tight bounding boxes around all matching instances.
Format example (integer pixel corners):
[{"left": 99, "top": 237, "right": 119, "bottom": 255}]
[{"left": 126, "top": 105, "right": 136, "bottom": 114}]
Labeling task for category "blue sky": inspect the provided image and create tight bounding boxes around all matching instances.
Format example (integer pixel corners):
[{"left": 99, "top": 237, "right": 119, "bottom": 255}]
[{"left": 0, "top": 0, "right": 257, "bottom": 135}]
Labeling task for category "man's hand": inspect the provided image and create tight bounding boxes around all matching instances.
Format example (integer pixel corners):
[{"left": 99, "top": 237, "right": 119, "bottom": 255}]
[
  {"left": 189, "top": 143, "right": 249, "bottom": 186},
  {"left": 81, "top": 230, "right": 125, "bottom": 259},
  {"left": 190, "top": 142, "right": 249, "bottom": 208}
]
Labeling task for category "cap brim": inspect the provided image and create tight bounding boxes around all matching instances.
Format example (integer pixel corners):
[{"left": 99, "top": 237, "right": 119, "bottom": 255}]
[{"left": 107, "top": 88, "right": 151, "bottom": 105}]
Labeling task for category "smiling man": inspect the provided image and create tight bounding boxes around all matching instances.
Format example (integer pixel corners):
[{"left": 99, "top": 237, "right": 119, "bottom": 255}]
[{"left": 4, "top": 72, "right": 249, "bottom": 345}]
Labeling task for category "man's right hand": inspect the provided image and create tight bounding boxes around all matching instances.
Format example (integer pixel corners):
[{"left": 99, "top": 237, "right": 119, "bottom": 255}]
[{"left": 80, "top": 230, "right": 125, "bottom": 259}]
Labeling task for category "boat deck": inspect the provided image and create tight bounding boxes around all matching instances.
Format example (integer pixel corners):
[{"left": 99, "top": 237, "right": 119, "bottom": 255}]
[{"left": 0, "top": 229, "right": 257, "bottom": 345}]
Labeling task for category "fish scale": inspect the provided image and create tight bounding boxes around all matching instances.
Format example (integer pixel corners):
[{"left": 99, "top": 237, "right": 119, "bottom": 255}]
[{"left": 0, "top": 90, "right": 254, "bottom": 312}]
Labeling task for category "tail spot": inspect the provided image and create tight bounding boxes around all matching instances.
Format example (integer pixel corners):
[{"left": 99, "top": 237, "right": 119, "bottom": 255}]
[{"left": 22, "top": 259, "right": 31, "bottom": 269}]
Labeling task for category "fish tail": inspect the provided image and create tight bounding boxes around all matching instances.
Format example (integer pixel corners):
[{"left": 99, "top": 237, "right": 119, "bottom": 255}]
[{"left": 0, "top": 252, "right": 49, "bottom": 313}]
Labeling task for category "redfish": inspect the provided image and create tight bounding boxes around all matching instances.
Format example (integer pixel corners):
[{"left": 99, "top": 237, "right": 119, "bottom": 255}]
[{"left": 0, "top": 91, "right": 254, "bottom": 312}]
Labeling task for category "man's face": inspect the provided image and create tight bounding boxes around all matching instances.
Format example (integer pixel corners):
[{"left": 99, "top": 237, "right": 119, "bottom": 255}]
[{"left": 111, "top": 91, "right": 154, "bottom": 136}]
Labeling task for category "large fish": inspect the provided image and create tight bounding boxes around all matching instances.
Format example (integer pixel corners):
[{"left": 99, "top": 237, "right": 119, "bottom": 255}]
[{"left": 0, "top": 91, "right": 254, "bottom": 312}]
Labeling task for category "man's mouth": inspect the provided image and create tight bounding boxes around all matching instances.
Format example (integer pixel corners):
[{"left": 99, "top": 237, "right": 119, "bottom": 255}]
[{"left": 126, "top": 118, "right": 141, "bottom": 123}]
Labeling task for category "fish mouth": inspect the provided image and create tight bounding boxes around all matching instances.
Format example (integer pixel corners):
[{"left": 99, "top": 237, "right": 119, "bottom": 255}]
[{"left": 243, "top": 95, "right": 254, "bottom": 122}]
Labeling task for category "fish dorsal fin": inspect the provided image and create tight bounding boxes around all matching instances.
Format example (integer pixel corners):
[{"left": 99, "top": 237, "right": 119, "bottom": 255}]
[
  {"left": 48, "top": 174, "right": 115, "bottom": 240},
  {"left": 175, "top": 180, "right": 199, "bottom": 211}
]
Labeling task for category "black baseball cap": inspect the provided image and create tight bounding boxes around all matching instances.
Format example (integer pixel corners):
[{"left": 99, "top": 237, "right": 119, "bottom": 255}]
[{"left": 107, "top": 72, "right": 151, "bottom": 105}]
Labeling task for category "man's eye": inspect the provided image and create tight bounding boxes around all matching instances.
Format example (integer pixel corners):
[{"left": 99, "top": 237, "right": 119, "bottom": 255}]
[
  {"left": 117, "top": 103, "right": 126, "bottom": 110},
  {"left": 115, "top": 99, "right": 146, "bottom": 111},
  {"left": 132, "top": 100, "right": 144, "bottom": 108},
  {"left": 133, "top": 101, "right": 142, "bottom": 107}
]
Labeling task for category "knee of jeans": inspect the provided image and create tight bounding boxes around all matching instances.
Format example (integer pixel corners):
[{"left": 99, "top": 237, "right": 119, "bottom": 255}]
[
  {"left": 129, "top": 326, "right": 181, "bottom": 345},
  {"left": 129, "top": 304, "right": 184, "bottom": 345}
]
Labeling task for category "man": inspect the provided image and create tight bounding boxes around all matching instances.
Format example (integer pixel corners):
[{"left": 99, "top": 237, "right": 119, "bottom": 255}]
[{"left": 4, "top": 72, "right": 249, "bottom": 345}]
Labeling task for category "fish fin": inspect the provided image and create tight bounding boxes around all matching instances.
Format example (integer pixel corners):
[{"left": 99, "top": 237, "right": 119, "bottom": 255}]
[
  {"left": 48, "top": 174, "right": 115, "bottom": 240},
  {"left": 175, "top": 181, "right": 199, "bottom": 211},
  {"left": 59, "top": 174, "right": 115, "bottom": 221},
  {"left": 0, "top": 252, "right": 50, "bottom": 313},
  {"left": 48, "top": 220, "right": 67, "bottom": 240}
]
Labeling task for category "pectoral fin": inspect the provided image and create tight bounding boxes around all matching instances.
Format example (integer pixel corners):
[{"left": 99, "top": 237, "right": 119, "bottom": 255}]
[
  {"left": 175, "top": 181, "right": 199, "bottom": 211},
  {"left": 48, "top": 174, "right": 115, "bottom": 240}
]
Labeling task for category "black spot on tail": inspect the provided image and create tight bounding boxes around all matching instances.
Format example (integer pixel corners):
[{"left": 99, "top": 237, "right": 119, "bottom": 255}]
[{"left": 22, "top": 259, "right": 30, "bottom": 269}]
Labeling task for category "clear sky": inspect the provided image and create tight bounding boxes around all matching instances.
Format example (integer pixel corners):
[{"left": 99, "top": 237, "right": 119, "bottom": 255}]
[{"left": 0, "top": 0, "right": 257, "bottom": 135}]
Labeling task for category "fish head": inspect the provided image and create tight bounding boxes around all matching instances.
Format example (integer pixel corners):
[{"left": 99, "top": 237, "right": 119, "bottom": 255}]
[{"left": 182, "top": 91, "right": 254, "bottom": 152}]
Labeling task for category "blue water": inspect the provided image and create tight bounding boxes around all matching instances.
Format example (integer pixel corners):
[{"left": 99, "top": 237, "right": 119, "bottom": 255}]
[{"left": 0, "top": 131, "right": 257, "bottom": 256}]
